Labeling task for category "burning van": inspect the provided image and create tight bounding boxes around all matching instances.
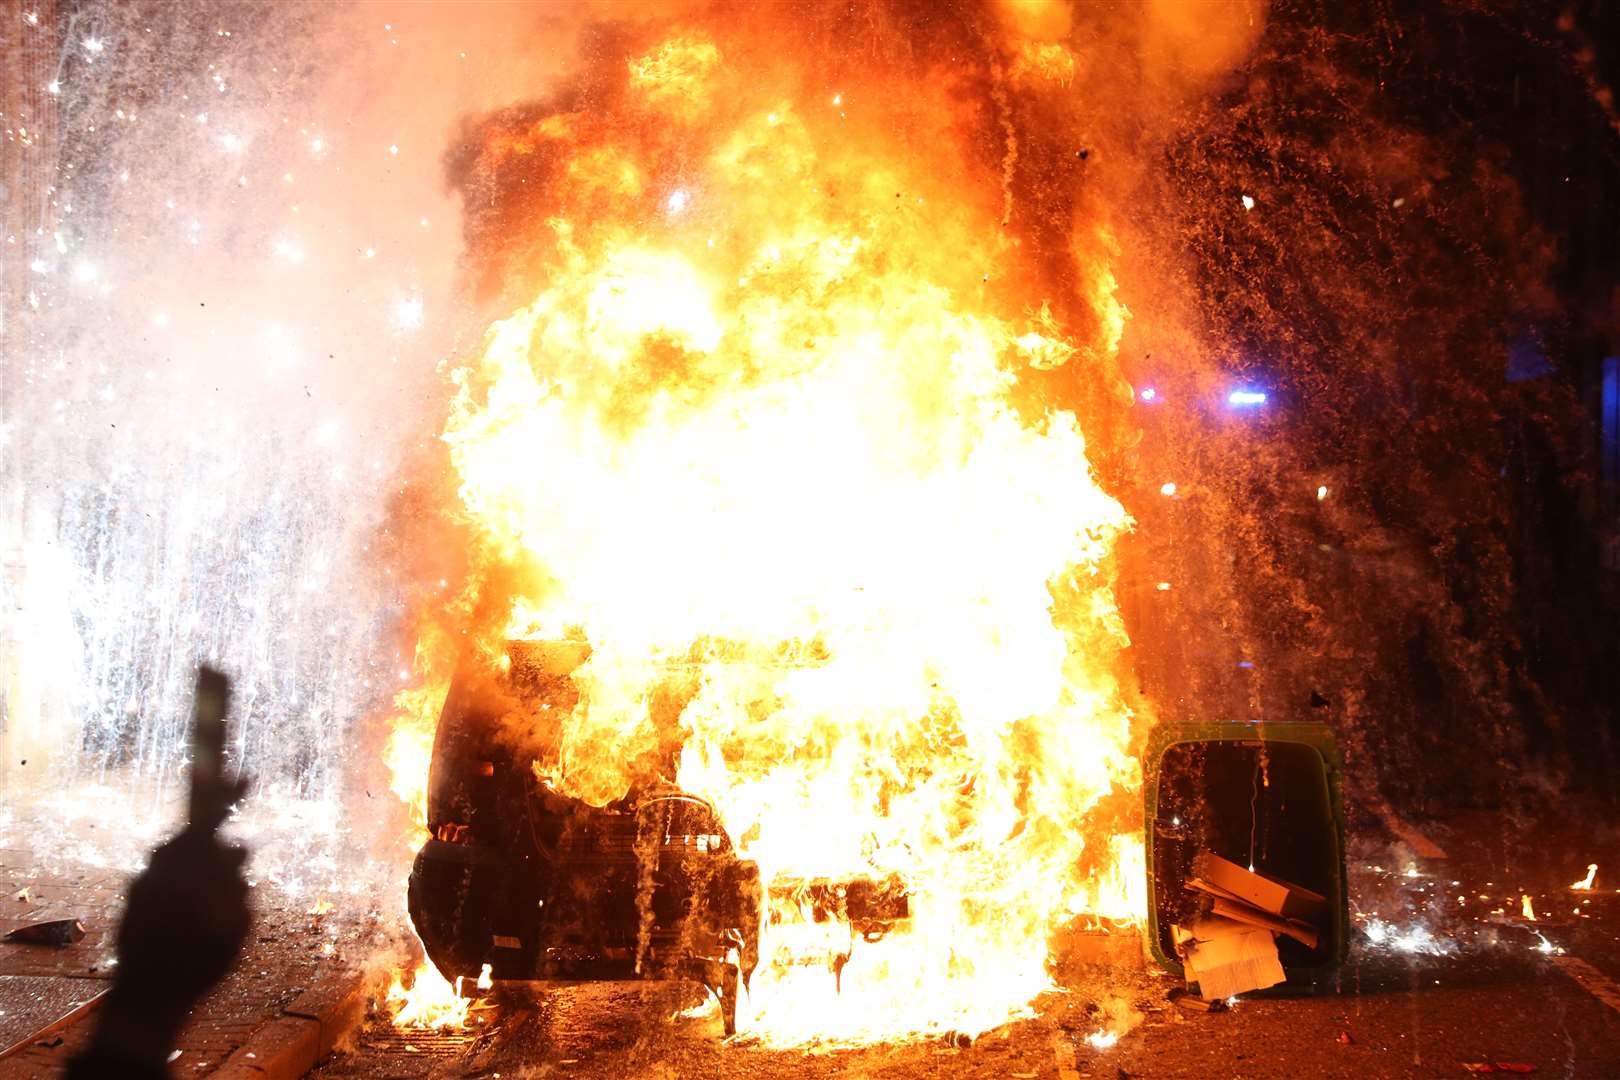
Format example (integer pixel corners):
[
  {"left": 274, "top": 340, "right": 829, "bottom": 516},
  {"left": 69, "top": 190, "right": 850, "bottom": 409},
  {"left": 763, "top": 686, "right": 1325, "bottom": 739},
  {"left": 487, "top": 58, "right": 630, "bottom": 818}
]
[{"left": 407, "top": 641, "right": 765, "bottom": 1034}]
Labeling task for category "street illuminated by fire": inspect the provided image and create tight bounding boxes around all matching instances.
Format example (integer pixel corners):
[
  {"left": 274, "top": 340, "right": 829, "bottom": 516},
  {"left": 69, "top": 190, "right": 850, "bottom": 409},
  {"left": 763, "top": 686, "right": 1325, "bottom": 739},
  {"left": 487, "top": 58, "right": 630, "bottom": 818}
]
[{"left": 4, "top": 1, "right": 1620, "bottom": 1077}]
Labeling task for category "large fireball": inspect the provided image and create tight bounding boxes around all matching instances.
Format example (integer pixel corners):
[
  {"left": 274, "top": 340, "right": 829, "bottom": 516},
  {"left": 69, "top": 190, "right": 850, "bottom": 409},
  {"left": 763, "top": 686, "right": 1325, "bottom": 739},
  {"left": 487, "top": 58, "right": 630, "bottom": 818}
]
[{"left": 397, "top": 24, "right": 1146, "bottom": 1044}]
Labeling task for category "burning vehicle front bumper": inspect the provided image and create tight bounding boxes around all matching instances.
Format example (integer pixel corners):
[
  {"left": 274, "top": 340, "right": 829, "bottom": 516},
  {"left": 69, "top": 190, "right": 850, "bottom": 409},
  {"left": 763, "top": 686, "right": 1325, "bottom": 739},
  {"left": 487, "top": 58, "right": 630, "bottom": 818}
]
[
  {"left": 406, "top": 643, "right": 765, "bottom": 1033},
  {"left": 408, "top": 793, "right": 764, "bottom": 1032}
]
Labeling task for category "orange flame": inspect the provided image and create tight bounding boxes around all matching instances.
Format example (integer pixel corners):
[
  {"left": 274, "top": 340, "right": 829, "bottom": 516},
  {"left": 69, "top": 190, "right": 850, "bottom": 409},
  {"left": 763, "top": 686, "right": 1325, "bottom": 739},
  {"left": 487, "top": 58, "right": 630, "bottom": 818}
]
[
  {"left": 389, "top": 25, "right": 1147, "bottom": 1044},
  {"left": 386, "top": 962, "right": 473, "bottom": 1030}
]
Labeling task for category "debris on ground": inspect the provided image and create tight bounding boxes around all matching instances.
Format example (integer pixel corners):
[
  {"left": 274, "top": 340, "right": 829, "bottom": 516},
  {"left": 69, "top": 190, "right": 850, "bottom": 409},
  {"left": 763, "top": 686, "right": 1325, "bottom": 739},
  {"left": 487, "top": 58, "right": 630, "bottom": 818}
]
[
  {"left": 1166, "top": 987, "right": 1229, "bottom": 1013},
  {"left": 3, "top": 918, "right": 87, "bottom": 947},
  {"left": 1170, "top": 851, "right": 1328, "bottom": 999},
  {"left": 1172, "top": 918, "right": 1283, "bottom": 999},
  {"left": 1462, "top": 1065, "right": 1537, "bottom": 1074}
]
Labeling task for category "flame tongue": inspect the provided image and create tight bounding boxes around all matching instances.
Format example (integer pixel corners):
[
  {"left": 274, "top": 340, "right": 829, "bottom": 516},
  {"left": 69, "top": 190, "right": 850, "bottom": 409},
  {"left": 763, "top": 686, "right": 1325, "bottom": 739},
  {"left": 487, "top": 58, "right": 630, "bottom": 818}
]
[
  {"left": 422, "top": 28, "right": 1144, "bottom": 1044},
  {"left": 387, "top": 963, "right": 474, "bottom": 1030}
]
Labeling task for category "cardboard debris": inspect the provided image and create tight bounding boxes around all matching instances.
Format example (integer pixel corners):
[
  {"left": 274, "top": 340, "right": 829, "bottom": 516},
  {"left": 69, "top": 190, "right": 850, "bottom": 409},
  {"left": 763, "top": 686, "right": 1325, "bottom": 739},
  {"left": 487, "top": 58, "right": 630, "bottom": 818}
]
[
  {"left": 1181, "top": 874, "right": 1248, "bottom": 906},
  {"left": 1191, "top": 851, "right": 1326, "bottom": 923},
  {"left": 1185, "top": 878, "right": 1320, "bottom": 948},
  {"left": 1208, "top": 895, "right": 1320, "bottom": 950},
  {"left": 1166, "top": 987, "right": 1228, "bottom": 1013},
  {"left": 1172, "top": 916, "right": 1285, "bottom": 999},
  {"left": 3, "top": 918, "right": 86, "bottom": 947},
  {"left": 1173, "top": 851, "right": 1328, "bottom": 999}
]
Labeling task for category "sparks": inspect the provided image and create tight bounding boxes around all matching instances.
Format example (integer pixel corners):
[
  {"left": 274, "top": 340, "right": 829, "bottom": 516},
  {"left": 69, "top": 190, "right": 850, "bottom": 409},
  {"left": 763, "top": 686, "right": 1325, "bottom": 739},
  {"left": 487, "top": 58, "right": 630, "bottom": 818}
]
[
  {"left": 395, "top": 295, "right": 424, "bottom": 331},
  {"left": 1362, "top": 918, "right": 1454, "bottom": 955}
]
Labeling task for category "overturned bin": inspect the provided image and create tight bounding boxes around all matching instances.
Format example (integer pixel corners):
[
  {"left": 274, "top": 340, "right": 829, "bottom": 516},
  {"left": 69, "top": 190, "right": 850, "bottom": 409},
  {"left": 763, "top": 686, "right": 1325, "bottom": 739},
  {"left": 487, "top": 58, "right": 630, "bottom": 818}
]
[{"left": 1144, "top": 720, "right": 1348, "bottom": 986}]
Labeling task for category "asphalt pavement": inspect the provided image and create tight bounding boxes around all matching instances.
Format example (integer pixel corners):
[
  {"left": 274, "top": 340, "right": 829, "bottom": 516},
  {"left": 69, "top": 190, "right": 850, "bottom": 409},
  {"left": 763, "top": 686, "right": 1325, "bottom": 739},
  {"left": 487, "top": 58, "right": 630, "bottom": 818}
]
[
  {"left": 309, "top": 800, "right": 1620, "bottom": 1079},
  {"left": 7, "top": 789, "right": 1620, "bottom": 1078}
]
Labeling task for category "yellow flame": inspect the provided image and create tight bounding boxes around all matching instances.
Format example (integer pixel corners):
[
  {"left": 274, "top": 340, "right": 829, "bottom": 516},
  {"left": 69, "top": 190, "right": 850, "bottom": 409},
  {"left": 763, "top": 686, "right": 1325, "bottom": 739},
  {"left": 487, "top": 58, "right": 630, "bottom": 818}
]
[
  {"left": 397, "top": 28, "right": 1148, "bottom": 1045},
  {"left": 381, "top": 690, "right": 439, "bottom": 832},
  {"left": 1521, "top": 894, "right": 1537, "bottom": 921},
  {"left": 1572, "top": 864, "right": 1598, "bottom": 890},
  {"left": 386, "top": 963, "right": 473, "bottom": 1030}
]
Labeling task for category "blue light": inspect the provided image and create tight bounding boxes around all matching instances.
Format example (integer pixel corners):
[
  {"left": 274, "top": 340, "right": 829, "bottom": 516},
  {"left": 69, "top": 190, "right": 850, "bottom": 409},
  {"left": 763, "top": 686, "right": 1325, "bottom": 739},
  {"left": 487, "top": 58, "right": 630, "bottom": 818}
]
[
  {"left": 1228, "top": 389, "right": 1267, "bottom": 406},
  {"left": 1602, "top": 357, "right": 1617, "bottom": 497}
]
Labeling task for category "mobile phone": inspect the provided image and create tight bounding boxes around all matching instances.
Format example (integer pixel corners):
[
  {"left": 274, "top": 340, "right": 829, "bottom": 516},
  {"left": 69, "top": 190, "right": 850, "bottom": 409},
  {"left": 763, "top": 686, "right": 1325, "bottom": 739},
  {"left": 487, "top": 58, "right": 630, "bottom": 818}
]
[{"left": 189, "top": 666, "right": 232, "bottom": 832}]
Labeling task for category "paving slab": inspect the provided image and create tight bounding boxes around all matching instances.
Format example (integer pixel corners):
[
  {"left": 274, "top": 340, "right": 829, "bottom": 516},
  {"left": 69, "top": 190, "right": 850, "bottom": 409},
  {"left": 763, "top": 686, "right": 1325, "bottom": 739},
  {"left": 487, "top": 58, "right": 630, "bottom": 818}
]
[
  {"left": 0, "top": 786, "right": 392, "bottom": 1079},
  {"left": 0, "top": 975, "right": 107, "bottom": 1063}
]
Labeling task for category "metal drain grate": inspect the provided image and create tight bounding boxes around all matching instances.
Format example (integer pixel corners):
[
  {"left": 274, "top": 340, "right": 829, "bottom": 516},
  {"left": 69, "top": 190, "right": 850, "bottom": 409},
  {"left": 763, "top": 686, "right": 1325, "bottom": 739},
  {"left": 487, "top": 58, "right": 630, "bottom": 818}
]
[{"left": 359, "top": 1025, "right": 481, "bottom": 1059}]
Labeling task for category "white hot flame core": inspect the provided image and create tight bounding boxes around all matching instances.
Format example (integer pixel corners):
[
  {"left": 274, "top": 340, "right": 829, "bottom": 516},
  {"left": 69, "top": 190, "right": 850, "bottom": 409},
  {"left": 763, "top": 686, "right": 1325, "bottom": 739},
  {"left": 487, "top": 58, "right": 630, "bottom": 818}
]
[{"left": 388, "top": 27, "right": 1148, "bottom": 1047}]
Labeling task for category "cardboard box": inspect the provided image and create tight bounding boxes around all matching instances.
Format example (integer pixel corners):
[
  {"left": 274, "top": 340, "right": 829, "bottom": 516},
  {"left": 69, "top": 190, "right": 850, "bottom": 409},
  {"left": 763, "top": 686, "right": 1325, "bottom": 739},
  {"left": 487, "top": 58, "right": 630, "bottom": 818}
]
[
  {"left": 1207, "top": 895, "right": 1320, "bottom": 950},
  {"left": 1172, "top": 916, "right": 1286, "bottom": 999},
  {"left": 1192, "top": 851, "right": 1327, "bottom": 924}
]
